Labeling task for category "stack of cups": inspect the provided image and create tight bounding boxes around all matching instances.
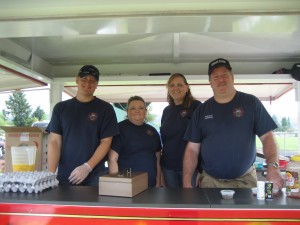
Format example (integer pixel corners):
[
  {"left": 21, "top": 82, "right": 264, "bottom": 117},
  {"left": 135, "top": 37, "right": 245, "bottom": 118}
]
[{"left": 257, "top": 181, "right": 265, "bottom": 200}]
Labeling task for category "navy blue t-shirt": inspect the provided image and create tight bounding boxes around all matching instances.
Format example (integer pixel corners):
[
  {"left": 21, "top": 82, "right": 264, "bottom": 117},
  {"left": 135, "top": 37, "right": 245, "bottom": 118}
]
[
  {"left": 110, "top": 119, "right": 162, "bottom": 187},
  {"left": 47, "top": 97, "right": 119, "bottom": 185},
  {"left": 160, "top": 100, "right": 201, "bottom": 171},
  {"left": 184, "top": 91, "right": 277, "bottom": 179}
]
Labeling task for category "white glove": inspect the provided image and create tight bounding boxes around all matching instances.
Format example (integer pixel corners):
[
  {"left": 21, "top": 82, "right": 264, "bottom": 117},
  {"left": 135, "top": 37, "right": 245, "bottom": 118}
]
[{"left": 69, "top": 163, "right": 92, "bottom": 185}]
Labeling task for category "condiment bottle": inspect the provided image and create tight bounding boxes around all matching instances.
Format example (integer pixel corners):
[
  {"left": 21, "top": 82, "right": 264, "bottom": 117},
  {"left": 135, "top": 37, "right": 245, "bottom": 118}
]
[{"left": 286, "top": 155, "right": 300, "bottom": 197}]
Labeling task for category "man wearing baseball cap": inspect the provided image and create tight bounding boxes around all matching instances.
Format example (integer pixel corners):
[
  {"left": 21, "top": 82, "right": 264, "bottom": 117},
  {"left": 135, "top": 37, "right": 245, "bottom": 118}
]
[
  {"left": 47, "top": 65, "right": 119, "bottom": 186},
  {"left": 183, "top": 58, "right": 283, "bottom": 190}
]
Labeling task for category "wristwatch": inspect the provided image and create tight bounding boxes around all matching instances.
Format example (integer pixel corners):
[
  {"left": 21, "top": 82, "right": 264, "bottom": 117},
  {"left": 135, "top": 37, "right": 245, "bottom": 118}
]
[{"left": 267, "top": 162, "right": 279, "bottom": 168}]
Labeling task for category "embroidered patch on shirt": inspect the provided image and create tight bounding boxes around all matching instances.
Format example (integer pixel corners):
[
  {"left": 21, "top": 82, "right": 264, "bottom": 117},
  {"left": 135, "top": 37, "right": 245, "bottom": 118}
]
[
  {"left": 204, "top": 115, "right": 213, "bottom": 119},
  {"left": 89, "top": 112, "right": 98, "bottom": 121},
  {"left": 180, "top": 109, "right": 188, "bottom": 117},
  {"left": 233, "top": 107, "right": 244, "bottom": 118},
  {"left": 146, "top": 129, "right": 154, "bottom": 136}
]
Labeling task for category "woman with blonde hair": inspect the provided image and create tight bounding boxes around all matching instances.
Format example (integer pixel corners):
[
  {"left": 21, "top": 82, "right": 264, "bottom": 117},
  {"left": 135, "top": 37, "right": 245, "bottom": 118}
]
[{"left": 108, "top": 96, "right": 162, "bottom": 187}]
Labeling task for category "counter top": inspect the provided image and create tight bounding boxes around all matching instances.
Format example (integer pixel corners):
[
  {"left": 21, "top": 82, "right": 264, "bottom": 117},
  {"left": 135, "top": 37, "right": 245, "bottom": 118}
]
[
  {"left": 1, "top": 186, "right": 300, "bottom": 225},
  {"left": 0, "top": 186, "right": 210, "bottom": 208},
  {"left": 205, "top": 188, "right": 300, "bottom": 209},
  {"left": 0, "top": 186, "right": 299, "bottom": 209}
]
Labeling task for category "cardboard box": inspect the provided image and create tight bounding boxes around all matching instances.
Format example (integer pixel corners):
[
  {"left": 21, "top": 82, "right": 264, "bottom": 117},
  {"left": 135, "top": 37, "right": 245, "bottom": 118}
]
[
  {"left": 41, "top": 134, "right": 49, "bottom": 171},
  {"left": 0, "top": 126, "right": 48, "bottom": 172},
  {"left": 99, "top": 172, "right": 148, "bottom": 197}
]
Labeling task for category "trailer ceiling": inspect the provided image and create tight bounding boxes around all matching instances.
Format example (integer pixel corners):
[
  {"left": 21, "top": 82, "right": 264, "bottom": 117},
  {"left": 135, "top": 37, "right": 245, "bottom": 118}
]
[{"left": 0, "top": 0, "right": 299, "bottom": 102}]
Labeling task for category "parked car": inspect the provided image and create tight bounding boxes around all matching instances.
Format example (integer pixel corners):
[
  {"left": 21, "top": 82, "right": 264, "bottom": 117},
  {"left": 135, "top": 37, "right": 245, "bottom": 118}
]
[{"left": 0, "top": 137, "right": 5, "bottom": 156}]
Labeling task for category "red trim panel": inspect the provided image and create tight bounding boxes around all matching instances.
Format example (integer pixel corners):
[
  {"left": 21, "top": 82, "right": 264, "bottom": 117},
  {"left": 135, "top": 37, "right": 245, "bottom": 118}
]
[{"left": 0, "top": 203, "right": 299, "bottom": 225}]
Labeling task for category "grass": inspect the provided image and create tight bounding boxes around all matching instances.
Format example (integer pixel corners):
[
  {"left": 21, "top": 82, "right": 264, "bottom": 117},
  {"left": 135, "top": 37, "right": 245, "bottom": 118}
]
[{"left": 256, "top": 135, "right": 299, "bottom": 155}]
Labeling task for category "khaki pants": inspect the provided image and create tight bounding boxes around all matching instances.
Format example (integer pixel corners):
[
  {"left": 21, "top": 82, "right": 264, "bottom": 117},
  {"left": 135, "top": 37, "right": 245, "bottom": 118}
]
[{"left": 200, "top": 166, "right": 257, "bottom": 188}]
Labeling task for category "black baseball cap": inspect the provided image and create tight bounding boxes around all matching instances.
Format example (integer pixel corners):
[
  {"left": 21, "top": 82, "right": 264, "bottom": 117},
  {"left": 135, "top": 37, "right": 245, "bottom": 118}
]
[
  {"left": 208, "top": 58, "right": 232, "bottom": 75},
  {"left": 78, "top": 65, "right": 100, "bottom": 81}
]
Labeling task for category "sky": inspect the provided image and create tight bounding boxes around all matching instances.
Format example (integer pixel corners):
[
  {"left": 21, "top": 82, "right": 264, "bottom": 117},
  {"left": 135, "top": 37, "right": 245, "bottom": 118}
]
[
  {"left": 262, "top": 90, "right": 298, "bottom": 122},
  {"left": 0, "top": 89, "right": 51, "bottom": 118},
  {"left": 0, "top": 88, "right": 298, "bottom": 126}
]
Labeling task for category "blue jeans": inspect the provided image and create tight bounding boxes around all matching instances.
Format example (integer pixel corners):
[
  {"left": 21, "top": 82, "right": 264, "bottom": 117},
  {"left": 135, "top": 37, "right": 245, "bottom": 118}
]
[{"left": 163, "top": 168, "right": 198, "bottom": 188}]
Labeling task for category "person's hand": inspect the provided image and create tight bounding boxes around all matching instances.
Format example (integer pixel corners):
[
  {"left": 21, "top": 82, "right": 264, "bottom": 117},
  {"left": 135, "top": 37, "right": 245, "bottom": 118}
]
[
  {"left": 183, "top": 184, "right": 193, "bottom": 188},
  {"left": 69, "top": 163, "right": 92, "bottom": 185},
  {"left": 266, "top": 167, "right": 284, "bottom": 194}
]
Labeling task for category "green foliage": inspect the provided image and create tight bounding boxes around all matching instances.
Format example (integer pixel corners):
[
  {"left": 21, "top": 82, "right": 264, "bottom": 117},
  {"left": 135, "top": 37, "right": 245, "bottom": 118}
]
[
  {"left": 286, "top": 118, "right": 292, "bottom": 132},
  {"left": 0, "top": 111, "right": 13, "bottom": 127},
  {"left": 272, "top": 115, "right": 293, "bottom": 132},
  {"left": 146, "top": 105, "right": 156, "bottom": 123},
  {"left": 32, "top": 106, "right": 46, "bottom": 121},
  {"left": 256, "top": 134, "right": 299, "bottom": 153},
  {"left": 3, "top": 91, "right": 46, "bottom": 127},
  {"left": 272, "top": 115, "right": 280, "bottom": 127},
  {"left": 276, "top": 135, "right": 299, "bottom": 150},
  {"left": 0, "top": 111, "right": 7, "bottom": 126},
  {"left": 3, "top": 92, "right": 33, "bottom": 126}
]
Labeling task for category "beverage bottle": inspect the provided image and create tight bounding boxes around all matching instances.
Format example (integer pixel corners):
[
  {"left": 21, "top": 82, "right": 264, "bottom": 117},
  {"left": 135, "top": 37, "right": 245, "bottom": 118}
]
[{"left": 286, "top": 155, "right": 300, "bottom": 197}]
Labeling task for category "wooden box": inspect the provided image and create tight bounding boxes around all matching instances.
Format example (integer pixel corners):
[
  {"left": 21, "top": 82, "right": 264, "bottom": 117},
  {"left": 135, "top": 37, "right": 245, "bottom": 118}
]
[{"left": 99, "top": 172, "right": 148, "bottom": 197}]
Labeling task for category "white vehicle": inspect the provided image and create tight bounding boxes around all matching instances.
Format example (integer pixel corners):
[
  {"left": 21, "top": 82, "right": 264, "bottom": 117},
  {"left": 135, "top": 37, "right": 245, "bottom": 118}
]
[{"left": 31, "top": 121, "right": 49, "bottom": 129}]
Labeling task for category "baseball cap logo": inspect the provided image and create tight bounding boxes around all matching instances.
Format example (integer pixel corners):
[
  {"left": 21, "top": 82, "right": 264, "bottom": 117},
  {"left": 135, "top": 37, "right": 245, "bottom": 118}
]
[
  {"left": 208, "top": 58, "right": 232, "bottom": 75},
  {"left": 78, "top": 65, "right": 100, "bottom": 81},
  {"left": 211, "top": 59, "right": 227, "bottom": 67}
]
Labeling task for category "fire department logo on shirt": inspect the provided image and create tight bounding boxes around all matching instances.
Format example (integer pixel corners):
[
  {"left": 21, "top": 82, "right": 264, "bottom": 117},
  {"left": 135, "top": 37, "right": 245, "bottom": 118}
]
[
  {"left": 146, "top": 129, "right": 154, "bottom": 136},
  {"left": 180, "top": 109, "right": 188, "bottom": 117},
  {"left": 89, "top": 113, "right": 98, "bottom": 121},
  {"left": 233, "top": 107, "right": 244, "bottom": 118}
]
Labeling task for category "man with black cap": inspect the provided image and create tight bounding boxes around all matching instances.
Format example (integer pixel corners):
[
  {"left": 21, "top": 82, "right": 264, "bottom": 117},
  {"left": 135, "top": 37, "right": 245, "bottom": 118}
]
[
  {"left": 183, "top": 58, "right": 283, "bottom": 190},
  {"left": 47, "top": 65, "right": 119, "bottom": 186}
]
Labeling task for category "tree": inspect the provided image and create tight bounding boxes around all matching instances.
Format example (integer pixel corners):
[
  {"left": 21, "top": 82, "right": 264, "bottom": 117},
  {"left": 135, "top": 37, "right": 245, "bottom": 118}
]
[
  {"left": 280, "top": 117, "right": 293, "bottom": 132},
  {"left": 32, "top": 106, "right": 46, "bottom": 121},
  {"left": 272, "top": 115, "right": 281, "bottom": 131},
  {"left": 145, "top": 104, "right": 156, "bottom": 123},
  {"left": 1, "top": 110, "right": 13, "bottom": 128},
  {"left": 0, "top": 111, "right": 6, "bottom": 126},
  {"left": 3, "top": 92, "right": 34, "bottom": 126},
  {"left": 287, "top": 117, "right": 292, "bottom": 131},
  {"left": 281, "top": 117, "right": 288, "bottom": 129},
  {"left": 272, "top": 115, "right": 280, "bottom": 127}
]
